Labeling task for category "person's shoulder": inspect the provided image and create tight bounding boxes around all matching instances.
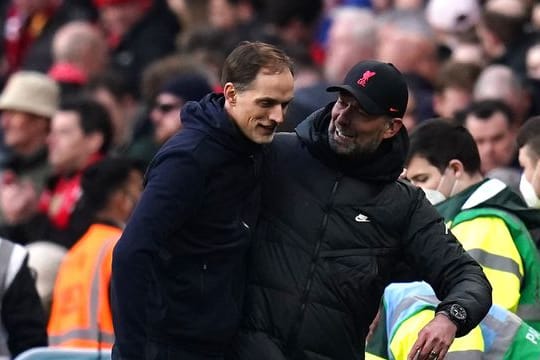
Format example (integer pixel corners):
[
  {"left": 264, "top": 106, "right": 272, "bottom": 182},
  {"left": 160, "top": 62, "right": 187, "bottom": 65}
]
[{"left": 394, "top": 179, "right": 425, "bottom": 198}]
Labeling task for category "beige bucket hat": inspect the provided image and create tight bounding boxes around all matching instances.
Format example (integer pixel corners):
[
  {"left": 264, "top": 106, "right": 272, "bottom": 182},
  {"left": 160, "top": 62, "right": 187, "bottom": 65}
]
[{"left": 0, "top": 71, "right": 60, "bottom": 118}]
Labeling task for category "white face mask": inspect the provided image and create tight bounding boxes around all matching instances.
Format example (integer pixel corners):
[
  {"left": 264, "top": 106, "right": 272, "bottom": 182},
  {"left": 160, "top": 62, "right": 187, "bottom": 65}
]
[
  {"left": 422, "top": 188, "right": 447, "bottom": 205},
  {"left": 519, "top": 173, "right": 540, "bottom": 208}
]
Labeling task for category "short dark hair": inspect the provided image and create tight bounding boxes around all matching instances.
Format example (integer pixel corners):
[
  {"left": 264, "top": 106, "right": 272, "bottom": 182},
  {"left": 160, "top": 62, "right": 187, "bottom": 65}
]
[
  {"left": 481, "top": 9, "right": 526, "bottom": 45},
  {"left": 80, "top": 156, "right": 145, "bottom": 213},
  {"left": 407, "top": 118, "right": 481, "bottom": 175},
  {"left": 461, "top": 99, "right": 515, "bottom": 127},
  {"left": 220, "top": 41, "right": 294, "bottom": 91},
  {"left": 86, "top": 70, "right": 133, "bottom": 100},
  {"left": 434, "top": 61, "right": 481, "bottom": 94},
  {"left": 59, "top": 97, "right": 114, "bottom": 154},
  {"left": 517, "top": 116, "right": 540, "bottom": 161}
]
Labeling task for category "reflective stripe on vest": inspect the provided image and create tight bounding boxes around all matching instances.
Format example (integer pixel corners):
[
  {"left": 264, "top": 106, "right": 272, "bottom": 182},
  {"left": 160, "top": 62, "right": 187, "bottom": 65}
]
[
  {"left": 452, "top": 208, "right": 540, "bottom": 329},
  {"left": 467, "top": 248, "right": 522, "bottom": 282},
  {"left": 49, "top": 233, "right": 117, "bottom": 347},
  {"left": 481, "top": 311, "right": 521, "bottom": 359}
]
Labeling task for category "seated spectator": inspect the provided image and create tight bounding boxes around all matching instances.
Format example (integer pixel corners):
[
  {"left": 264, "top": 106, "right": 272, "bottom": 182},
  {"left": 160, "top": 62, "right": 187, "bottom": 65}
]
[
  {"left": 94, "top": 0, "right": 180, "bottom": 95},
  {"left": 0, "top": 0, "right": 96, "bottom": 74},
  {"left": 476, "top": 0, "right": 537, "bottom": 77},
  {"left": 150, "top": 73, "right": 212, "bottom": 146},
  {"left": 1, "top": 97, "right": 114, "bottom": 248},
  {"left": 526, "top": 43, "right": 540, "bottom": 81},
  {"left": 48, "top": 157, "right": 144, "bottom": 349},
  {"left": 433, "top": 61, "right": 481, "bottom": 119},
  {"left": 48, "top": 21, "right": 108, "bottom": 98},
  {"left": 0, "top": 237, "right": 48, "bottom": 358},
  {"left": 461, "top": 99, "right": 520, "bottom": 190},
  {"left": 0, "top": 72, "right": 59, "bottom": 233},
  {"left": 85, "top": 71, "right": 142, "bottom": 159},
  {"left": 473, "top": 64, "right": 533, "bottom": 127}
]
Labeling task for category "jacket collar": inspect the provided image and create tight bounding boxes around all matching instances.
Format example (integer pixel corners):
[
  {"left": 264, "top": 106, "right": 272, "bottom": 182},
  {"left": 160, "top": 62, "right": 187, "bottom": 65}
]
[{"left": 294, "top": 102, "right": 409, "bottom": 182}]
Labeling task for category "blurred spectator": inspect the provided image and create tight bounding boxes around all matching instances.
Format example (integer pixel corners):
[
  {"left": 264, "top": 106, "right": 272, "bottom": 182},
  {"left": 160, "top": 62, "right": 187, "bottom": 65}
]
[
  {"left": 0, "top": 0, "right": 96, "bottom": 74},
  {"left": 261, "top": 0, "right": 323, "bottom": 47},
  {"left": 0, "top": 237, "right": 48, "bottom": 358},
  {"left": 0, "top": 72, "right": 59, "bottom": 229},
  {"left": 461, "top": 99, "right": 520, "bottom": 190},
  {"left": 425, "top": 0, "right": 481, "bottom": 50},
  {"left": 167, "top": 0, "right": 208, "bottom": 32},
  {"left": 208, "top": 0, "right": 263, "bottom": 31},
  {"left": 0, "top": 97, "right": 114, "bottom": 248},
  {"left": 433, "top": 61, "right": 481, "bottom": 119},
  {"left": 85, "top": 72, "right": 142, "bottom": 159},
  {"left": 94, "top": 0, "right": 181, "bottom": 96},
  {"left": 136, "top": 55, "right": 215, "bottom": 163},
  {"left": 376, "top": 9, "right": 439, "bottom": 122},
  {"left": 179, "top": 28, "right": 240, "bottom": 87},
  {"left": 526, "top": 43, "right": 540, "bottom": 81},
  {"left": 517, "top": 116, "right": 540, "bottom": 208},
  {"left": 533, "top": 1, "right": 540, "bottom": 31},
  {"left": 450, "top": 38, "right": 486, "bottom": 66},
  {"left": 283, "top": 6, "right": 376, "bottom": 130},
  {"left": 476, "top": 0, "right": 538, "bottom": 76},
  {"left": 48, "top": 157, "right": 143, "bottom": 349},
  {"left": 48, "top": 21, "right": 108, "bottom": 97},
  {"left": 150, "top": 73, "right": 212, "bottom": 146},
  {"left": 324, "top": 6, "right": 376, "bottom": 84},
  {"left": 473, "top": 64, "right": 533, "bottom": 126},
  {"left": 402, "top": 87, "right": 419, "bottom": 131}
]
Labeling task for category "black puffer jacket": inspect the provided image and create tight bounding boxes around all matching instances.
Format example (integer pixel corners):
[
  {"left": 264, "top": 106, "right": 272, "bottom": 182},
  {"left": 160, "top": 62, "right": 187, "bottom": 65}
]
[{"left": 232, "top": 104, "right": 492, "bottom": 360}]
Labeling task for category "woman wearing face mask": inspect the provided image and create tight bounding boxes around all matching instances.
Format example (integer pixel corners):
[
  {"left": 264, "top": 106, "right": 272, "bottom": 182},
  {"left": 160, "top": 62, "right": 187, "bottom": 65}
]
[{"left": 405, "top": 119, "right": 540, "bottom": 330}]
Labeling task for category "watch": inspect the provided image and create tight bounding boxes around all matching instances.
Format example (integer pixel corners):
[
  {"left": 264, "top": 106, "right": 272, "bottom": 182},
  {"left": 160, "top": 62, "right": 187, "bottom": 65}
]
[{"left": 436, "top": 303, "right": 467, "bottom": 327}]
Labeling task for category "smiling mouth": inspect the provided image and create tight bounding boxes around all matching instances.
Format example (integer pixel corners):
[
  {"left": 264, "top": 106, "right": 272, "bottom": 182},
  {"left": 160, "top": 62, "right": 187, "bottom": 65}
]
[
  {"left": 336, "top": 128, "right": 354, "bottom": 139},
  {"left": 259, "top": 124, "right": 277, "bottom": 132}
]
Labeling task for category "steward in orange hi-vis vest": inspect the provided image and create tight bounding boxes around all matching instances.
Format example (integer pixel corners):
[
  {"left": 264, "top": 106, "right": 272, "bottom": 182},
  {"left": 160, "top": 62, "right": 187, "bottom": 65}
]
[{"left": 48, "top": 223, "right": 122, "bottom": 349}]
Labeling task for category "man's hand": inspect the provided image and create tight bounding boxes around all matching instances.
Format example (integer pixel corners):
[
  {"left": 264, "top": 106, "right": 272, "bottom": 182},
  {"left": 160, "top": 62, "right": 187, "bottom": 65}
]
[
  {"left": 407, "top": 313, "right": 457, "bottom": 360},
  {"left": 0, "top": 173, "right": 39, "bottom": 224}
]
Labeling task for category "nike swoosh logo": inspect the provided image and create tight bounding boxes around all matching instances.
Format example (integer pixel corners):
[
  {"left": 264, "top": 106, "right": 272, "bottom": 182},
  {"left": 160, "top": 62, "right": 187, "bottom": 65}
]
[{"left": 355, "top": 213, "right": 370, "bottom": 222}]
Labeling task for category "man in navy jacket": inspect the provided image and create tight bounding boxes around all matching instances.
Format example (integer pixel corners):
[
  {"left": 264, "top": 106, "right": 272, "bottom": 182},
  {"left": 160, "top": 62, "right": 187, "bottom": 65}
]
[{"left": 111, "top": 41, "right": 295, "bottom": 360}]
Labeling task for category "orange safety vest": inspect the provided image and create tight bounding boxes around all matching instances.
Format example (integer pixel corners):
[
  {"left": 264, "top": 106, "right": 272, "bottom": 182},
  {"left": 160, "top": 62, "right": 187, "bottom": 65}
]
[{"left": 48, "top": 223, "right": 122, "bottom": 349}]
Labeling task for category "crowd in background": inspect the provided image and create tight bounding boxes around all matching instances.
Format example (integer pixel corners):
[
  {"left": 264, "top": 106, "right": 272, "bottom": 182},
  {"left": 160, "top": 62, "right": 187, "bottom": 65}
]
[{"left": 2, "top": 0, "right": 540, "bottom": 358}]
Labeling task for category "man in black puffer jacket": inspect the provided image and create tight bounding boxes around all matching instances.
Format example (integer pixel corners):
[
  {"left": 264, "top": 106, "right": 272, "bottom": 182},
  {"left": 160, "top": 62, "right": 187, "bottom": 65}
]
[
  {"left": 231, "top": 60, "right": 492, "bottom": 360},
  {"left": 111, "top": 42, "right": 294, "bottom": 360}
]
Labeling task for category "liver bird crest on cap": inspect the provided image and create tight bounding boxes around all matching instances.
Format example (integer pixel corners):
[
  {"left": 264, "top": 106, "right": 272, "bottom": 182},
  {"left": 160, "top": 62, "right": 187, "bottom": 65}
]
[{"left": 357, "top": 70, "right": 376, "bottom": 87}]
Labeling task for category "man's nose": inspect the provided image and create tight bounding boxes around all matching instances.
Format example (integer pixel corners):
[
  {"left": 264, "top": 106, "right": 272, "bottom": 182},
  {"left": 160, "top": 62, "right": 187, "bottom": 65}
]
[{"left": 269, "top": 105, "right": 285, "bottom": 124}]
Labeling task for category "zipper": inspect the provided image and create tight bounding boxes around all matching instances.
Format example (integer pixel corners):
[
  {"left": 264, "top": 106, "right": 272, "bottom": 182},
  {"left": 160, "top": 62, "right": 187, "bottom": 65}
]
[
  {"left": 200, "top": 262, "right": 207, "bottom": 295},
  {"left": 285, "top": 175, "right": 342, "bottom": 354}
]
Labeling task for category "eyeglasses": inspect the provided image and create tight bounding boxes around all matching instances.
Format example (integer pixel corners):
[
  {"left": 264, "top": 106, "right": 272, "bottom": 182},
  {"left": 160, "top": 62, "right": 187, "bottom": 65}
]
[{"left": 154, "top": 102, "right": 180, "bottom": 113}]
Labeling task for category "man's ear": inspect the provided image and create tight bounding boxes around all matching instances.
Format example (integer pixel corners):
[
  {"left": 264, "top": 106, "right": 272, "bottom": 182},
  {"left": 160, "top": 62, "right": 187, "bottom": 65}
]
[
  {"left": 447, "top": 158, "right": 465, "bottom": 178},
  {"left": 382, "top": 118, "right": 403, "bottom": 139},
  {"left": 223, "top": 82, "right": 236, "bottom": 106}
]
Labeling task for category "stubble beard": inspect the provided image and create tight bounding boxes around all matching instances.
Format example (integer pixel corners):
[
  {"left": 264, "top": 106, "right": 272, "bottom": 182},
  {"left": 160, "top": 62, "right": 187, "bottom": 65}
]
[{"left": 328, "top": 126, "right": 381, "bottom": 159}]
